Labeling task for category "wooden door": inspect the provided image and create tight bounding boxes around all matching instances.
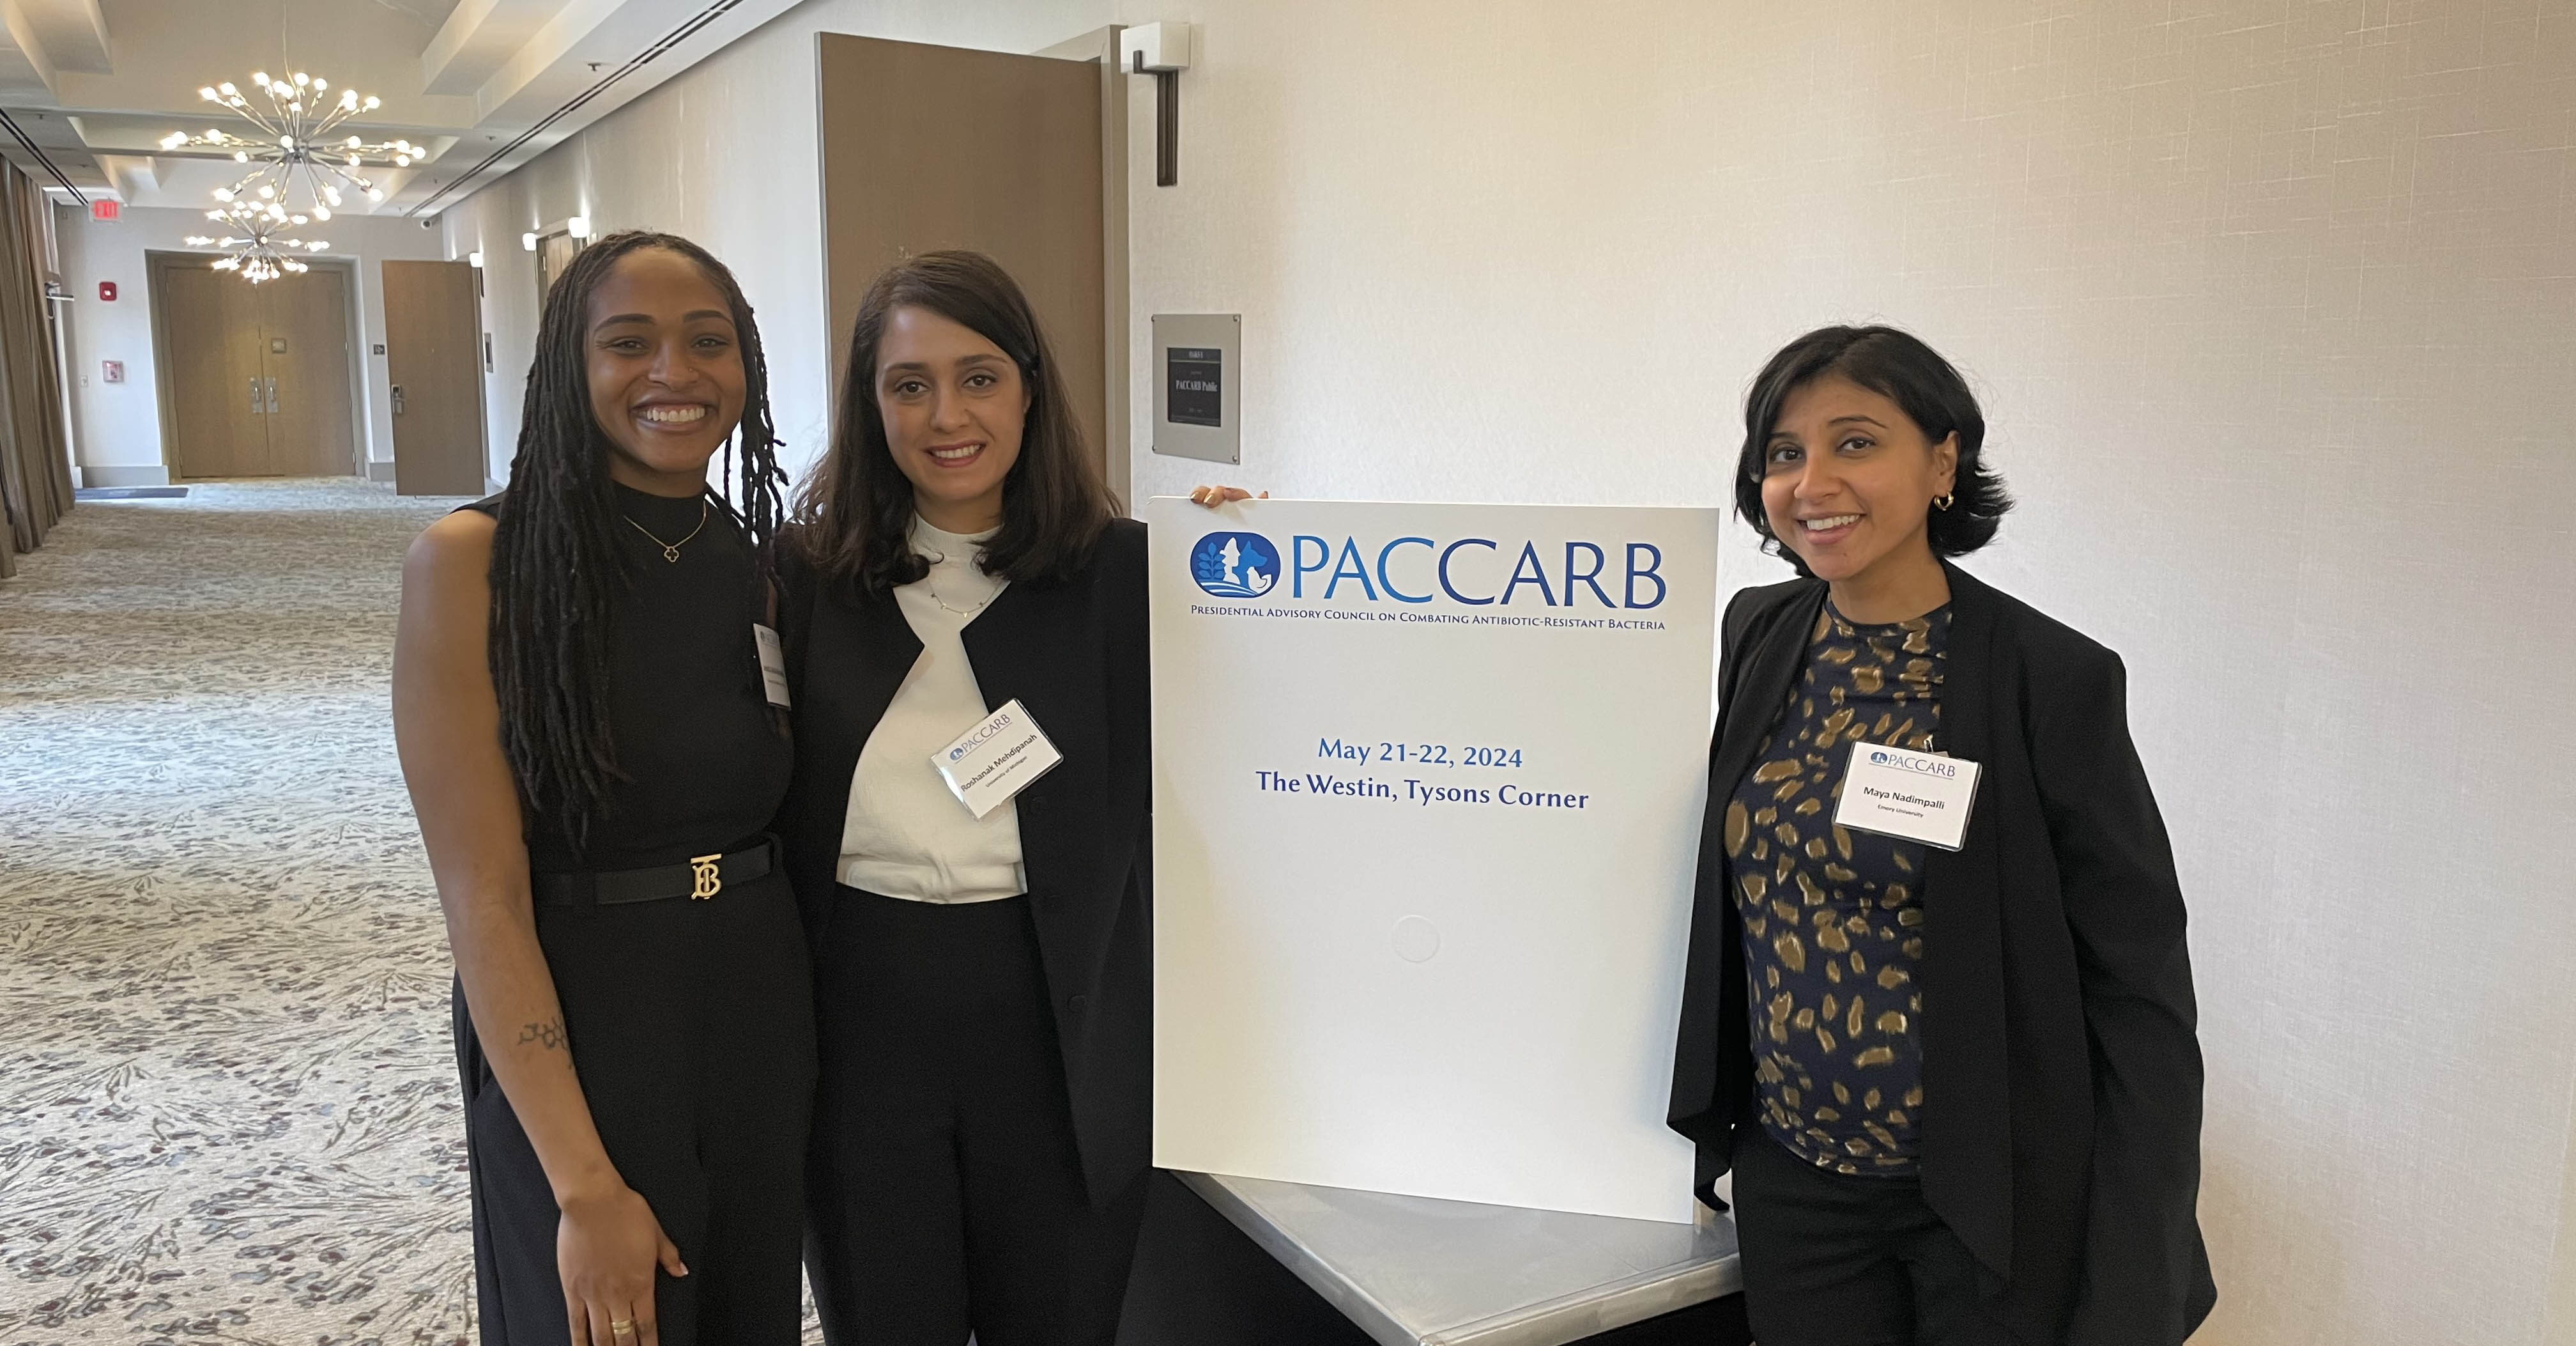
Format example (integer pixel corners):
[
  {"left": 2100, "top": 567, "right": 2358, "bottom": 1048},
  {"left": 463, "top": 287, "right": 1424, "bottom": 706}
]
[
  {"left": 160, "top": 263, "right": 269, "bottom": 479},
  {"left": 383, "top": 259, "right": 487, "bottom": 496},
  {"left": 537, "top": 231, "right": 580, "bottom": 312},
  {"left": 258, "top": 268, "right": 356, "bottom": 476},
  {"left": 818, "top": 35, "right": 1105, "bottom": 477}
]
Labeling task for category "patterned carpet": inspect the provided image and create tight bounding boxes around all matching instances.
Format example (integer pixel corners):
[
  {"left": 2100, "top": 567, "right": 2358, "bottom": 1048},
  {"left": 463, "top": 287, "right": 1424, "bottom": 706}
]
[{"left": 1, "top": 479, "right": 476, "bottom": 1346}]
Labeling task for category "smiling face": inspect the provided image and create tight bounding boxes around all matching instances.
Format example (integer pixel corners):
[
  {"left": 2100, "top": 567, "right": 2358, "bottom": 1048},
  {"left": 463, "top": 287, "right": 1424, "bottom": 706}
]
[
  {"left": 583, "top": 247, "right": 746, "bottom": 495},
  {"left": 1759, "top": 375, "right": 1958, "bottom": 590},
  {"left": 873, "top": 304, "right": 1028, "bottom": 534}
]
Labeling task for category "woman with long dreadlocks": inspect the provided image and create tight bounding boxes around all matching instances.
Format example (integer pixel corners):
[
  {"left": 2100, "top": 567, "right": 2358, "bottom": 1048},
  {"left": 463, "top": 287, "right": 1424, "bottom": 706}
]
[{"left": 393, "top": 231, "right": 808, "bottom": 1346}]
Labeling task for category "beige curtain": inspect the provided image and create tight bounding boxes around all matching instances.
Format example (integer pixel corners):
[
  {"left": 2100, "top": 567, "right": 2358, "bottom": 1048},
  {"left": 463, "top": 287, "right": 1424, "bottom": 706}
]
[{"left": 0, "top": 158, "right": 73, "bottom": 576}]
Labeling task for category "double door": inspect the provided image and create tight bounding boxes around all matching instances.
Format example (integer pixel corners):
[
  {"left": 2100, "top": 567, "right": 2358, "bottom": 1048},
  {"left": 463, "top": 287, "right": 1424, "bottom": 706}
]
[{"left": 160, "top": 261, "right": 355, "bottom": 479}]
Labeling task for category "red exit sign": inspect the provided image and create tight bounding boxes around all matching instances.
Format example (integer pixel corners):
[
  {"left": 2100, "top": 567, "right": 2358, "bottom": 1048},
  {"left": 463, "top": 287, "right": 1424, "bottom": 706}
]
[{"left": 89, "top": 199, "right": 119, "bottom": 222}]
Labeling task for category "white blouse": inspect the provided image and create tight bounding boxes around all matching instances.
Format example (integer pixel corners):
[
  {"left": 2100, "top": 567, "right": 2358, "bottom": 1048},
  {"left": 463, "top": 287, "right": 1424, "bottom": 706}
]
[{"left": 836, "top": 518, "right": 1025, "bottom": 904}]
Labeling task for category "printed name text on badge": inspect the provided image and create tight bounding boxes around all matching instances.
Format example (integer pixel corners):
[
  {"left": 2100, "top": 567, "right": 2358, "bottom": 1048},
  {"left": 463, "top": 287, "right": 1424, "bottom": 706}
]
[
  {"left": 933, "top": 698, "right": 1063, "bottom": 819},
  {"left": 753, "top": 624, "right": 791, "bottom": 709}
]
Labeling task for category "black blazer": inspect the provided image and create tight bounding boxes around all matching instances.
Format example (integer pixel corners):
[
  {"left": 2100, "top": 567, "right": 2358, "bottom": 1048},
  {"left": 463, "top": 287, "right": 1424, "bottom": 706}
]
[
  {"left": 775, "top": 519, "right": 1151, "bottom": 1206},
  {"left": 1668, "top": 562, "right": 2216, "bottom": 1345}
]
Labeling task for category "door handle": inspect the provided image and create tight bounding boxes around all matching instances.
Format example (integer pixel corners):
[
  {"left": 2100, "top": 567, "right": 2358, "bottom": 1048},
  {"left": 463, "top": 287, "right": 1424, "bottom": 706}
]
[
  {"left": 391, "top": 384, "right": 404, "bottom": 415},
  {"left": 264, "top": 376, "right": 278, "bottom": 414},
  {"left": 250, "top": 376, "right": 265, "bottom": 414}
]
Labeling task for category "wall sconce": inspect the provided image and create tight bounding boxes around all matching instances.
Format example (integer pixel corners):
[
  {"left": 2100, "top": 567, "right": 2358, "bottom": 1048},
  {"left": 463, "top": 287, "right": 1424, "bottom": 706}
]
[
  {"left": 521, "top": 231, "right": 537, "bottom": 251},
  {"left": 467, "top": 251, "right": 484, "bottom": 268},
  {"left": 567, "top": 215, "right": 592, "bottom": 240},
  {"left": 1122, "top": 22, "right": 1193, "bottom": 187}
]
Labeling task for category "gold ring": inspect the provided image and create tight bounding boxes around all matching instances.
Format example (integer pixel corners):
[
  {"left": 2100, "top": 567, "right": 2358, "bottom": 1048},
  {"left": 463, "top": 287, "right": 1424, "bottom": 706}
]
[{"left": 610, "top": 1321, "right": 636, "bottom": 1338}]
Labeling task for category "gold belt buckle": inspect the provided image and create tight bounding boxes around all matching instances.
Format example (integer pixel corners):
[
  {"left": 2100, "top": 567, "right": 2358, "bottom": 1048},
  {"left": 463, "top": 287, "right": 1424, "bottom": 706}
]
[{"left": 688, "top": 853, "right": 723, "bottom": 900}]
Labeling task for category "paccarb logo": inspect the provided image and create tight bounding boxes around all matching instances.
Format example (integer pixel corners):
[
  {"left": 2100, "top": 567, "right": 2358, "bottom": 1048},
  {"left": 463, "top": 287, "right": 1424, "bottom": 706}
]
[
  {"left": 949, "top": 713, "right": 1013, "bottom": 762},
  {"left": 1190, "top": 531, "right": 1279, "bottom": 598},
  {"left": 1867, "top": 749, "right": 1956, "bottom": 778}
]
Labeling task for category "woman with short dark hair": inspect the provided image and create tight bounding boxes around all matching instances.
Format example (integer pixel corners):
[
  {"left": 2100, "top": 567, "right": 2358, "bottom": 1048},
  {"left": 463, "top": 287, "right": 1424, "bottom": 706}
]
[
  {"left": 774, "top": 250, "right": 1149, "bottom": 1346},
  {"left": 1667, "top": 325, "right": 2216, "bottom": 1345}
]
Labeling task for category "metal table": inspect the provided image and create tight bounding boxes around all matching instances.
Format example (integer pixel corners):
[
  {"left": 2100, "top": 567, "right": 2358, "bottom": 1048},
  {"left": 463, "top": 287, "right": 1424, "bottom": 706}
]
[{"left": 1174, "top": 1172, "right": 1742, "bottom": 1346}]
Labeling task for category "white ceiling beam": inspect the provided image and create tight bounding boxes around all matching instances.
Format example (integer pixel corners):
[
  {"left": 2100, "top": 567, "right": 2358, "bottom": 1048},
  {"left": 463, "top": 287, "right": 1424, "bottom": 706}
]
[
  {"left": 0, "top": 32, "right": 49, "bottom": 102},
  {"left": 473, "top": 0, "right": 799, "bottom": 125},
  {"left": 15, "top": 0, "right": 107, "bottom": 74},
  {"left": 92, "top": 151, "right": 153, "bottom": 201},
  {"left": 475, "top": 0, "right": 630, "bottom": 121},
  {"left": 0, "top": 0, "right": 59, "bottom": 98},
  {"left": 384, "top": 0, "right": 795, "bottom": 214},
  {"left": 421, "top": 0, "right": 565, "bottom": 97}
]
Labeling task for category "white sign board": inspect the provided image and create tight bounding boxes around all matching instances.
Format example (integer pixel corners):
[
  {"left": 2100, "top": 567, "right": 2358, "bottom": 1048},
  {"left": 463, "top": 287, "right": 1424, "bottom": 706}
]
[{"left": 1148, "top": 497, "right": 1721, "bottom": 1223}]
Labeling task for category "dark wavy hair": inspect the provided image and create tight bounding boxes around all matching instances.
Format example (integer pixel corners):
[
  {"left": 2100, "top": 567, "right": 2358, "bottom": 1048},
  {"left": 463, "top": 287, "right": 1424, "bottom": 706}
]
[
  {"left": 487, "top": 230, "right": 787, "bottom": 849},
  {"left": 792, "top": 249, "right": 1111, "bottom": 594},
  {"left": 1733, "top": 325, "right": 2011, "bottom": 577}
]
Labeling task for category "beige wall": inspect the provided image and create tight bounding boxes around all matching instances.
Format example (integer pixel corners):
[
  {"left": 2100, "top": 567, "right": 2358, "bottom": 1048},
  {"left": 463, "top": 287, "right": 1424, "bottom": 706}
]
[{"left": 1119, "top": 1, "right": 2576, "bottom": 1342}]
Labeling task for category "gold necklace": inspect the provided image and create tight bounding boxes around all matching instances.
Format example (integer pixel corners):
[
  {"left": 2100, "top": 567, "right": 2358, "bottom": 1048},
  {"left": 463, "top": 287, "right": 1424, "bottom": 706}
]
[
  {"left": 624, "top": 498, "right": 709, "bottom": 563},
  {"left": 916, "top": 547, "right": 997, "bottom": 616}
]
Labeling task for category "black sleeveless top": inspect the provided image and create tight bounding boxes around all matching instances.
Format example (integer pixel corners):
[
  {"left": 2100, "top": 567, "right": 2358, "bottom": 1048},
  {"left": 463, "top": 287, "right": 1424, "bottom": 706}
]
[{"left": 466, "top": 484, "right": 791, "bottom": 873}]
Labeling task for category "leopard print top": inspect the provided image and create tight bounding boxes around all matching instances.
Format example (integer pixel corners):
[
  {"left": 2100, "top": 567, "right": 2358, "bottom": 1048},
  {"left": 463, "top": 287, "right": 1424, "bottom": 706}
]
[{"left": 1724, "top": 602, "right": 1949, "bottom": 1173}]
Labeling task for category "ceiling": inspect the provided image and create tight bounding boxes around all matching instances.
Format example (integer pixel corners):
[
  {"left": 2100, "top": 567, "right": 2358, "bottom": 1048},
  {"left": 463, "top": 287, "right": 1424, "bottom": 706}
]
[{"left": 0, "top": 0, "right": 802, "bottom": 218}]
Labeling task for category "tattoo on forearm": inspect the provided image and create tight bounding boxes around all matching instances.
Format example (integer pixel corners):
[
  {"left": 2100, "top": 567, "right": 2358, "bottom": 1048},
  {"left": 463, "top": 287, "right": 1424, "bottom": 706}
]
[{"left": 516, "top": 1017, "right": 567, "bottom": 1051}]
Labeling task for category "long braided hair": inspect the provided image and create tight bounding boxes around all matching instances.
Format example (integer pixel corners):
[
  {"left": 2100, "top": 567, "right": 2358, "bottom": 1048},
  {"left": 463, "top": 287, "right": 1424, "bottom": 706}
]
[{"left": 487, "top": 230, "right": 788, "bottom": 849}]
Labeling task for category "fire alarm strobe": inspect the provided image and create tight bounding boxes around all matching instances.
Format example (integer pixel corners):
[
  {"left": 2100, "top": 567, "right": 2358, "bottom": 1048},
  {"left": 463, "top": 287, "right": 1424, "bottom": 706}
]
[{"left": 98, "top": 281, "right": 116, "bottom": 302}]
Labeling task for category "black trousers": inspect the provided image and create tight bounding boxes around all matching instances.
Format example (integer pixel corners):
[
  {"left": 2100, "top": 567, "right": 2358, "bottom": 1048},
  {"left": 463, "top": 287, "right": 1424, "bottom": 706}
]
[
  {"left": 459, "top": 869, "right": 816, "bottom": 1346},
  {"left": 1728, "top": 1126, "right": 2015, "bottom": 1346},
  {"left": 805, "top": 887, "right": 1146, "bottom": 1346}
]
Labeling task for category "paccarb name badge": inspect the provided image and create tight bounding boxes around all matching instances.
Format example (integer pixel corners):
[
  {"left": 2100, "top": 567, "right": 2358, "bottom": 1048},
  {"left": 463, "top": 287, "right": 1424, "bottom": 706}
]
[
  {"left": 1832, "top": 739, "right": 1981, "bottom": 851},
  {"left": 932, "top": 699, "right": 1062, "bottom": 819}
]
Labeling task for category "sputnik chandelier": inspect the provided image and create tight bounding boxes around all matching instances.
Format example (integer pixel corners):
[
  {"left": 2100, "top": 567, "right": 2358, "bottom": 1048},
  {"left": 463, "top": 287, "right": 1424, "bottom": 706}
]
[
  {"left": 165, "top": 68, "right": 427, "bottom": 281},
  {"left": 185, "top": 203, "right": 325, "bottom": 283}
]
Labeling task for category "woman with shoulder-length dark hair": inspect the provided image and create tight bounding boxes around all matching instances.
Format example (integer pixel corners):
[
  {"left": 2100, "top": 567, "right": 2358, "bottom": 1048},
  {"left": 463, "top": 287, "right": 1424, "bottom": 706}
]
[
  {"left": 394, "top": 230, "right": 813, "bottom": 1346},
  {"left": 774, "top": 249, "right": 1149, "bottom": 1345},
  {"left": 1666, "top": 325, "right": 2216, "bottom": 1345}
]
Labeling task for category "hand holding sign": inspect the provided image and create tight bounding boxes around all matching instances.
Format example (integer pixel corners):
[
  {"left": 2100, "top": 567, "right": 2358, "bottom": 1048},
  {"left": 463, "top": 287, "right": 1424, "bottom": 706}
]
[{"left": 1188, "top": 484, "right": 1268, "bottom": 507}]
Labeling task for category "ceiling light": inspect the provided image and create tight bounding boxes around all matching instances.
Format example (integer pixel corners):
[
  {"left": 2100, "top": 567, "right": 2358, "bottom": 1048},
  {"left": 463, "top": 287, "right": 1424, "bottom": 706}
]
[
  {"left": 567, "top": 215, "right": 591, "bottom": 239},
  {"left": 159, "top": 66, "right": 429, "bottom": 281},
  {"left": 189, "top": 201, "right": 325, "bottom": 283}
]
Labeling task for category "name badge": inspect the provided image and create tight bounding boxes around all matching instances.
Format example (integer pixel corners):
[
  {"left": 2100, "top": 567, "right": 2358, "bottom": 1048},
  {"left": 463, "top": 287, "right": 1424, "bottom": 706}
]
[
  {"left": 933, "top": 698, "right": 1062, "bottom": 819},
  {"left": 753, "top": 624, "right": 791, "bottom": 709},
  {"left": 1832, "top": 739, "right": 1981, "bottom": 851}
]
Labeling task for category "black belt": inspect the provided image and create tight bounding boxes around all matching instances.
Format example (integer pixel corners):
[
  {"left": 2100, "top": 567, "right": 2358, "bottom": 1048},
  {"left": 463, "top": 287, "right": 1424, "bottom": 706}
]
[{"left": 533, "top": 835, "right": 778, "bottom": 908}]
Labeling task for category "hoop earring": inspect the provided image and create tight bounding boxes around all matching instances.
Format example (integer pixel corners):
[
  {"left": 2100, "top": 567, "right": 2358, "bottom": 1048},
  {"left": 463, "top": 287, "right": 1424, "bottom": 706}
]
[{"left": 1935, "top": 493, "right": 1956, "bottom": 511}]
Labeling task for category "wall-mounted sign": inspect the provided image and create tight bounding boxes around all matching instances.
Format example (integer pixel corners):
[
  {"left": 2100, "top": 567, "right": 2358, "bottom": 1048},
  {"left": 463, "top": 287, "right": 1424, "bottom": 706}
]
[
  {"left": 1151, "top": 313, "right": 1241, "bottom": 465},
  {"left": 1168, "top": 346, "right": 1222, "bottom": 428},
  {"left": 101, "top": 360, "right": 123, "bottom": 383},
  {"left": 89, "top": 200, "right": 119, "bottom": 222}
]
